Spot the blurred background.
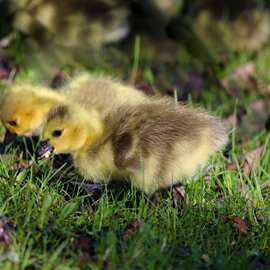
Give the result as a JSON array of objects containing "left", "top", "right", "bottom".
[{"left": 0, "top": 0, "right": 270, "bottom": 142}]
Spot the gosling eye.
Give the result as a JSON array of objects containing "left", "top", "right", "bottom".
[
  {"left": 8, "top": 120, "right": 17, "bottom": 126},
  {"left": 52, "top": 129, "right": 63, "bottom": 138}
]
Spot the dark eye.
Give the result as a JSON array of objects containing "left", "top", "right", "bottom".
[
  {"left": 8, "top": 120, "right": 17, "bottom": 126},
  {"left": 52, "top": 129, "right": 63, "bottom": 137}
]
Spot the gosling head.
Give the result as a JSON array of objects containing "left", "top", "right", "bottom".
[
  {"left": 0, "top": 84, "right": 63, "bottom": 136},
  {"left": 42, "top": 103, "right": 103, "bottom": 154}
]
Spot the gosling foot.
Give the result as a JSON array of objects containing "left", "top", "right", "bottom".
[{"left": 172, "top": 183, "right": 186, "bottom": 210}]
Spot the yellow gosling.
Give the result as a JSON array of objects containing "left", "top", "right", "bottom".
[{"left": 42, "top": 97, "right": 228, "bottom": 194}]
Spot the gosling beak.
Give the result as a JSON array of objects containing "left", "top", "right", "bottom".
[
  {"left": 3, "top": 130, "right": 17, "bottom": 144},
  {"left": 37, "top": 140, "right": 54, "bottom": 159}
]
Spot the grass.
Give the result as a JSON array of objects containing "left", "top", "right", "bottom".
[
  {"left": 0, "top": 34, "right": 269, "bottom": 269},
  {"left": 0, "top": 126, "right": 268, "bottom": 269}
]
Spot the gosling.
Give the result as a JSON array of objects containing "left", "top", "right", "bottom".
[{"left": 41, "top": 97, "right": 227, "bottom": 194}]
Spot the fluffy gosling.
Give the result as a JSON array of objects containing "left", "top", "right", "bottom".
[{"left": 41, "top": 98, "right": 228, "bottom": 194}]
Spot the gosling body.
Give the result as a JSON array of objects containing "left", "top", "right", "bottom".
[
  {"left": 62, "top": 73, "right": 148, "bottom": 118},
  {"left": 42, "top": 98, "right": 227, "bottom": 194}
]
